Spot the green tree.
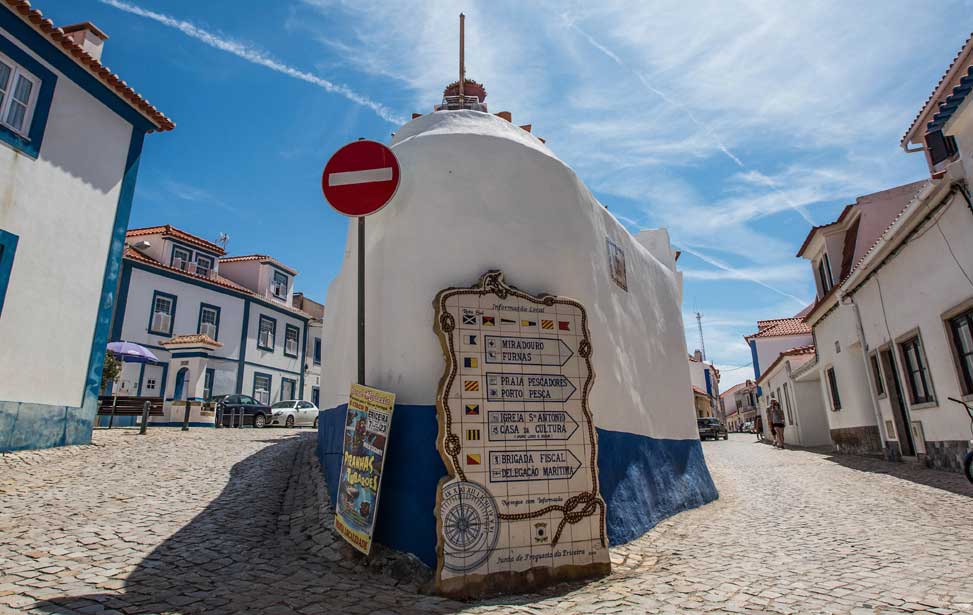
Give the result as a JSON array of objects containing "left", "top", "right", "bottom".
[{"left": 101, "top": 351, "right": 122, "bottom": 394}]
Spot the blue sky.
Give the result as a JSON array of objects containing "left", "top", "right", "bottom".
[{"left": 42, "top": 0, "right": 969, "bottom": 387}]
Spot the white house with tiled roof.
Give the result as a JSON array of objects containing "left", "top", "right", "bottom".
[
  {"left": 0, "top": 2, "right": 173, "bottom": 452},
  {"left": 108, "top": 225, "right": 318, "bottom": 425},
  {"left": 756, "top": 345, "right": 830, "bottom": 447}
]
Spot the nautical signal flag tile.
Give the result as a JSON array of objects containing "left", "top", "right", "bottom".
[
  {"left": 466, "top": 429, "right": 480, "bottom": 441},
  {"left": 466, "top": 335, "right": 477, "bottom": 345},
  {"left": 465, "top": 404, "right": 480, "bottom": 416},
  {"left": 501, "top": 318, "right": 516, "bottom": 325},
  {"left": 466, "top": 453, "right": 481, "bottom": 465},
  {"left": 559, "top": 321, "right": 571, "bottom": 331},
  {"left": 521, "top": 320, "right": 536, "bottom": 327},
  {"left": 462, "top": 313, "right": 477, "bottom": 325},
  {"left": 541, "top": 320, "right": 554, "bottom": 329},
  {"left": 464, "top": 357, "right": 478, "bottom": 369},
  {"left": 464, "top": 380, "right": 480, "bottom": 392},
  {"left": 482, "top": 316, "right": 496, "bottom": 326}
]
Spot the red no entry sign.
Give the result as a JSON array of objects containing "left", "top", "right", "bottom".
[{"left": 322, "top": 140, "right": 400, "bottom": 217}]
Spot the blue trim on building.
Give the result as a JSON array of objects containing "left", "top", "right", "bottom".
[
  {"left": 1, "top": 128, "right": 146, "bottom": 452},
  {"left": 136, "top": 363, "right": 146, "bottom": 397},
  {"left": 0, "top": 229, "right": 19, "bottom": 318},
  {"left": 317, "top": 404, "right": 718, "bottom": 568},
  {"left": 170, "top": 351, "right": 214, "bottom": 359},
  {"left": 749, "top": 339, "right": 763, "bottom": 397},
  {"left": 204, "top": 368, "right": 215, "bottom": 399},
  {"left": 124, "top": 261, "right": 309, "bottom": 323},
  {"left": 0, "top": 30, "right": 56, "bottom": 158},
  {"left": 169, "top": 243, "right": 192, "bottom": 267},
  {"left": 257, "top": 314, "right": 276, "bottom": 351},
  {"left": 197, "top": 302, "right": 221, "bottom": 341},
  {"left": 0, "top": 6, "right": 155, "bottom": 133},
  {"left": 313, "top": 337, "right": 321, "bottom": 365},
  {"left": 147, "top": 289, "right": 177, "bottom": 336},
  {"left": 284, "top": 323, "right": 300, "bottom": 358},
  {"left": 703, "top": 368, "right": 712, "bottom": 397},
  {"left": 109, "top": 263, "right": 133, "bottom": 342},
  {"left": 299, "top": 322, "right": 308, "bottom": 394},
  {"left": 236, "top": 300, "right": 250, "bottom": 393},
  {"left": 311, "top": 386, "right": 319, "bottom": 407},
  {"left": 243, "top": 361, "right": 302, "bottom": 377}
]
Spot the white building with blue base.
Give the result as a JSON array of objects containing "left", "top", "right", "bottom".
[{"left": 0, "top": 3, "right": 174, "bottom": 452}]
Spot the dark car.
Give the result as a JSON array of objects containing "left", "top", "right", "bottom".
[
  {"left": 208, "top": 394, "right": 273, "bottom": 428},
  {"left": 697, "top": 417, "right": 728, "bottom": 441}
]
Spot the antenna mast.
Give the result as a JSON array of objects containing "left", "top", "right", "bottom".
[
  {"left": 696, "top": 312, "right": 707, "bottom": 362},
  {"left": 458, "top": 13, "right": 465, "bottom": 105}
]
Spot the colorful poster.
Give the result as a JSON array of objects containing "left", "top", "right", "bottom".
[
  {"left": 334, "top": 383, "right": 396, "bottom": 555},
  {"left": 432, "top": 271, "right": 609, "bottom": 598}
]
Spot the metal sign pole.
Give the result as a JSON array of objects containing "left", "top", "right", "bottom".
[{"left": 358, "top": 216, "right": 365, "bottom": 386}]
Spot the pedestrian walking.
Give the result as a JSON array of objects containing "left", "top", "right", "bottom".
[
  {"left": 753, "top": 414, "right": 763, "bottom": 442},
  {"left": 770, "top": 399, "right": 786, "bottom": 449}
]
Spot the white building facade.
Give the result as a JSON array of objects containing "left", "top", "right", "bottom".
[
  {"left": 0, "top": 6, "right": 173, "bottom": 451},
  {"left": 756, "top": 345, "right": 831, "bottom": 447},
  {"left": 293, "top": 292, "right": 324, "bottom": 407},
  {"left": 688, "top": 350, "right": 720, "bottom": 419},
  {"left": 109, "top": 226, "right": 315, "bottom": 423}
]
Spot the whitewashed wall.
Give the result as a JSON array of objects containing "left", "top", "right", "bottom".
[{"left": 0, "top": 26, "right": 132, "bottom": 407}]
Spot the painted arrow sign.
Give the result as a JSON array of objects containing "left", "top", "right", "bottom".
[
  {"left": 488, "top": 449, "right": 582, "bottom": 483},
  {"left": 484, "top": 336, "right": 574, "bottom": 367},
  {"left": 485, "top": 373, "right": 577, "bottom": 403},
  {"left": 487, "top": 410, "right": 579, "bottom": 441}
]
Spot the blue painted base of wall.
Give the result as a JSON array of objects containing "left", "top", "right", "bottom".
[
  {"left": 317, "top": 404, "right": 718, "bottom": 568},
  {"left": 0, "top": 399, "right": 97, "bottom": 452}
]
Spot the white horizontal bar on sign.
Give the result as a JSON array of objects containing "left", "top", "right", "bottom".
[{"left": 328, "top": 167, "right": 394, "bottom": 186}]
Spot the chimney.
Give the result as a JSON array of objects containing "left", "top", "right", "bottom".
[
  {"left": 61, "top": 22, "right": 109, "bottom": 61},
  {"left": 693, "top": 350, "right": 703, "bottom": 362}
]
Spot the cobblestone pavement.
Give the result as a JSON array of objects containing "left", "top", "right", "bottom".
[{"left": 2, "top": 430, "right": 972, "bottom": 614}]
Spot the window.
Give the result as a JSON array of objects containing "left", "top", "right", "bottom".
[
  {"left": 197, "top": 304, "right": 221, "bottom": 340},
  {"left": 869, "top": 353, "right": 885, "bottom": 397},
  {"left": 0, "top": 229, "right": 18, "bottom": 319},
  {"left": 148, "top": 291, "right": 177, "bottom": 335},
  {"left": 818, "top": 253, "right": 834, "bottom": 294},
  {"left": 0, "top": 54, "right": 39, "bottom": 137},
  {"left": 171, "top": 246, "right": 192, "bottom": 270},
  {"left": 146, "top": 378, "right": 156, "bottom": 391},
  {"left": 949, "top": 309, "right": 973, "bottom": 396},
  {"left": 735, "top": 399, "right": 742, "bottom": 410},
  {"left": 203, "top": 369, "right": 215, "bottom": 400},
  {"left": 783, "top": 383, "right": 794, "bottom": 425},
  {"left": 900, "top": 335, "right": 935, "bottom": 405},
  {"left": 284, "top": 324, "right": 300, "bottom": 357},
  {"left": 257, "top": 315, "right": 276, "bottom": 350},
  {"left": 195, "top": 254, "right": 215, "bottom": 278},
  {"left": 311, "top": 387, "right": 320, "bottom": 407},
  {"left": 313, "top": 338, "right": 322, "bottom": 365},
  {"left": 272, "top": 271, "right": 289, "bottom": 299},
  {"left": 253, "top": 373, "right": 272, "bottom": 405},
  {"left": 281, "top": 377, "right": 296, "bottom": 401},
  {"left": 826, "top": 367, "right": 841, "bottom": 410}
]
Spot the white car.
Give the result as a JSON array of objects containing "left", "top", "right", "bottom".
[{"left": 270, "top": 400, "right": 319, "bottom": 428}]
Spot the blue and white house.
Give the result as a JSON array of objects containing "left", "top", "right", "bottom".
[
  {"left": 109, "top": 225, "right": 315, "bottom": 422},
  {"left": 0, "top": 2, "right": 174, "bottom": 452}
]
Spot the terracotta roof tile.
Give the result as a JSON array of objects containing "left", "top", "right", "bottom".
[
  {"left": 124, "top": 247, "right": 255, "bottom": 294},
  {"left": 127, "top": 225, "right": 226, "bottom": 255},
  {"left": 756, "top": 345, "right": 816, "bottom": 386},
  {"left": 220, "top": 254, "right": 298, "bottom": 275},
  {"left": 160, "top": 334, "right": 222, "bottom": 347},
  {"left": 691, "top": 385, "right": 709, "bottom": 397},
  {"left": 901, "top": 32, "right": 973, "bottom": 147},
  {"left": 746, "top": 317, "right": 811, "bottom": 340},
  {"left": 2, "top": 0, "right": 174, "bottom": 131}
]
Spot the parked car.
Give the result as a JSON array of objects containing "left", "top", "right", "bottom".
[
  {"left": 270, "top": 400, "right": 320, "bottom": 428},
  {"left": 208, "top": 394, "right": 273, "bottom": 428},
  {"left": 697, "top": 417, "right": 728, "bottom": 440},
  {"left": 741, "top": 420, "right": 754, "bottom": 433}
]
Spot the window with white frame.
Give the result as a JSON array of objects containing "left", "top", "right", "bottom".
[
  {"left": 900, "top": 335, "right": 935, "bottom": 405},
  {"left": 195, "top": 254, "right": 215, "bottom": 278},
  {"left": 284, "top": 325, "right": 299, "bottom": 357},
  {"left": 199, "top": 305, "right": 219, "bottom": 340},
  {"left": 253, "top": 373, "right": 271, "bottom": 405},
  {"left": 948, "top": 309, "right": 973, "bottom": 396},
  {"left": 817, "top": 253, "right": 834, "bottom": 294},
  {"left": 171, "top": 246, "right": 192, "bottom": 271},
  {"left": 272, "top": 271, "right": 289, "bottom": 299},
  {"left": 149, "top": 292, "right": 176, "bottom": 335},
  {"left": 146, "top": 378, "right": 156, "bottom": 391},
  {"left": 258, "top": 315, "right": 276, "bottom": 350},
  {"left": 0, "top": 54, "right": 39, "bottom": 137}
]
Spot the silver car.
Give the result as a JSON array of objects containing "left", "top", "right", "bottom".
[{"left": 270, "top": 400, "right": 319, "bottom": 428}]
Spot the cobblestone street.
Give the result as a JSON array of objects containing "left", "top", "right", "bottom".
[{"left": 2, "top": 429, "right": 972, "bottom": 614}]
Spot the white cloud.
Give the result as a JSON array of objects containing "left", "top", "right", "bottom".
[{"left": 98, "top": 0, "right": 406, "bottom": 124}]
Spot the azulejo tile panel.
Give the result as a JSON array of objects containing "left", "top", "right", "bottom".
[{"left": 433, "top": 270, "right": 610, "bottom": 598}]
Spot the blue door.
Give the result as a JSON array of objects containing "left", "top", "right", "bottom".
[{"left": 173, "top": 367, "right": 189, "bottom": 401}]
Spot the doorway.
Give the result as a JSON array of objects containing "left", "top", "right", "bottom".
[
  {"left": 880, "top": 349, "right": 914, "bottom": 456},
  {"left": 173, "top": 367, "right": 189, "bottom": 401}
]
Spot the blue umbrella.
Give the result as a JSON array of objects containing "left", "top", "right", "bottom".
[{"left": 107, "top": 341, "right": 159, "bottom": 364}]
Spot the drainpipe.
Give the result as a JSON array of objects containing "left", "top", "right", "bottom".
[{"left": 843, "top": 294, "right": 888, "bottom": 457}]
